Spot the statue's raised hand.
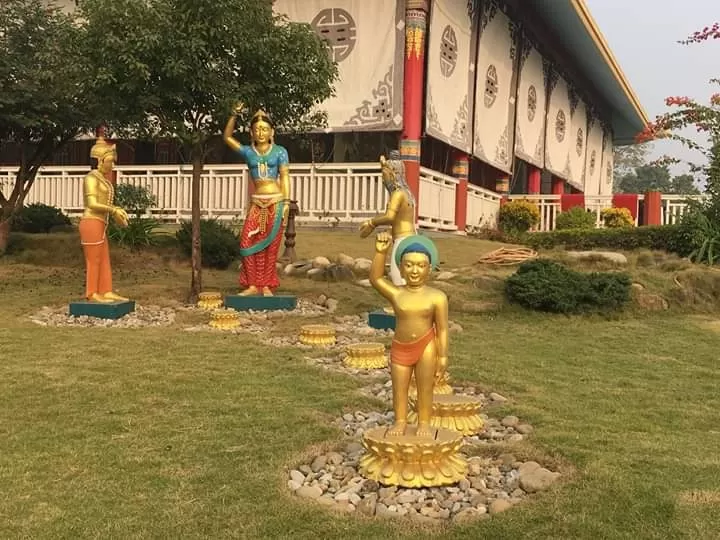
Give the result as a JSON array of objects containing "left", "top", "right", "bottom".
[
  {"left": 233, "top": 101, "right": 245, "bottom": 115},
  {"left": 359, "top": 219, "right": 375, "bottom": 238},
  {"left": 375, "top": 231, "right": 392, "bottom": 254}
]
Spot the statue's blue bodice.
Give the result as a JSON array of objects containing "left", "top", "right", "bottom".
[{"left": 237, "top": 144, "right": 289, "bottom": 181}]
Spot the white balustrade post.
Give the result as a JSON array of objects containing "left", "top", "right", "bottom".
[
  {"left": 345, "top": 167, "right": 352, "bottom": 221},
  {"left": 176, "top": 167, "right": 183, "bottom": 224}
]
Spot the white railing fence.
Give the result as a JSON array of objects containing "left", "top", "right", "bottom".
[
  {"left": 661, "top": 194, "right": 709, "bottom": 225},
  {"left": 506, "top": 193, "right": 707, "bottom": 232},
  {"left": 0, "top": 163, "right": 391, "bottom": 225},
  {"left": 466, "top": 184, "right": 503, "bottom": 229},
  {"left": 0, "top": 163, "right": 476, "bottom": 232},
  {"left": 418, "top": 167, "right": 459, "bottom": 232},
  {"left": 0, "top": 164, "right": 707, "bottom": 232}
]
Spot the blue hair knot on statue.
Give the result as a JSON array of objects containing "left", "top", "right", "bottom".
[
  {"left": 394, "top": 234, "right": 439, "bottom": 269},
  {"left": 400, "top": 242, "right": 431, "bottom": 261}
]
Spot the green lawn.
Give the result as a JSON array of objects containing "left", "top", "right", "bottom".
[{"left": 1, "top": 230, "right": 719, "bottom": 539}]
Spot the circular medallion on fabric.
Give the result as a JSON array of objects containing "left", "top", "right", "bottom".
[
  {"left": 589, "top": 150, "right": 597, "bottom": 176},
  {"left": 440, "top": 25, "right": 458, "bottom": 77},
  {"left": 311, "top": 8, "right": 357, "bottom": 63},
  {"left": 527, "top": 85, "right": 537, "bottom": 122},
  {"left": 555, "top": 110, "right": 566, "bottom": 143},
  {"left": 484, "top": 65, "right": 498, "bottom": 108},
  {"left": 576, "top": 128, "right": 584, "bottom": 156}
]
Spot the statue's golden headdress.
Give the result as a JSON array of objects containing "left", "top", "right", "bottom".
[
  {"left": 379, "top": 154, "right": 397, "bottom": 183},
  {"left": 250, "top": 108, "right": 274, "bottom": 128},
  {"left": 90, "top": 136, "right": 116, "bottom": 162}
]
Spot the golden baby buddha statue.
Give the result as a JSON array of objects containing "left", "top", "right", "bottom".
[
  {"left": 358, "top": 232, "right": 467, "bottom": 487},
  {"left": 78, "top": 137, "right": 130, "bottom": 303}
]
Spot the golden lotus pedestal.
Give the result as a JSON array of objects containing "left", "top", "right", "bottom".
[
  {"left": 198, "top": 291, "right": 223, "bottom": 310},
  {"left": 299, "top": 324, "right": 336, "bottom": 346},
  {"left": 409, "top": 372, "right": 453, "bottom": 398},
  {"left": 209, "top": 308, "right": 241, "bottom": 330},
  {"left": 344, "top": 342, "right": 387, "bottom": 369},
  {"left": 359, "top": 425, "right": 467, "bottom": 488},
  {"left": 408, "top": 394, "right": 484, "bottom": 436}
]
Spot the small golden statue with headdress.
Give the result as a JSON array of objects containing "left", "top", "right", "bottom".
[
  {"left": 359, "top": 151, "right": 417, "bottom": 286},
  {"left": 78, "top": 136, "right": 130, "bottom": 303}
]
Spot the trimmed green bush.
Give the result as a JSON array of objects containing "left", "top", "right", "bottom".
[
  {"left": 505, "top": 259, "right": 631, "bottom": 314},
  {"left": 555, "top": 206, "right": 596, "bottom": 230},
  {"left": 12, "top": 203, "right": 71, "bottom": 233},
  {"left": 523, "top": 225, "right": 687, "bottom": 254},
  {"left": 176, "top": 219, "right": 240, "bottom": 269}
]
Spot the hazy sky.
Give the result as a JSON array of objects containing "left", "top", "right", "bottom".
[{"left": 585, "top": 0, "right": 718, "bottom": 172}]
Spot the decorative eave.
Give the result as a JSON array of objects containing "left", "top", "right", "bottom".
[{"left": 530, "top": 0, "right": 650, "bottom": 145}]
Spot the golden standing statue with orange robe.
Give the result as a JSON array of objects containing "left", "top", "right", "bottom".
[{"left": 78, "top": 137, "right": 129, "bottom": 303}]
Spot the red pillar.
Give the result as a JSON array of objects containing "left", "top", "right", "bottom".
[
  {"left": 528, "top": 166, "right": 541, "bottom": 194},
  {"left": 643, "top": 191, "right": 662, "bottom": 226},
  {"left": 551, "top": 176, "right": 565, "bottom": 195},
  {"left": 399, "top": 1, "right": 428, "bottom": 212},
  {"left": 452, "top": 151, "right": 469, "bottom": 232}
]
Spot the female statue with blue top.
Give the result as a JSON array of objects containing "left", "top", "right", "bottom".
[{"left": 223, "top": 102, "right": 291, "bottom": 296}]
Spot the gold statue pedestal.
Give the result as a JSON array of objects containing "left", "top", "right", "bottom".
[
  {"left": 359, "top": 425, "right": 467, "bottom": 488},
  {"left": 343, "top": 342, "right": 387, "bottom": 369},
  {"left": 198, "top": 292, "right": 223, "bottom": 310},
  {"left": 408, "top": 394, "right": 484, "bottom": 436},
  {"left": 209, "top": 308, "right": 241, "bottom": 330},
  {"left": 299, "top": 324, "right": 336, "bottom": 346},
  {"left": 409, "top": 372, "right": 453, "bottom": 398}
]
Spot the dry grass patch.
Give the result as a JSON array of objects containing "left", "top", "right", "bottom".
[{"left": 678, "top": 491, "right": 720, "bottom": 506}]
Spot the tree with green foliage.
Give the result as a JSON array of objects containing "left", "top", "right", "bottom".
[
  {"left": 636, "top": 24, "right": 720, "bottom": 264},
  {"left": 615, "top": 164, "right": 672, "bottom": 193},
  {"left": 668, "top": 173, "right": 700, "bottom": 195},
  {"left": 0, "top": 0, "right": 101, "bottom": 253},
  {"left": 613, "top": 142, "right": 651, "bottom": 176},
  {"left": 79, "top": 0, "right": 338, "bottom": 301},
  {"left": 615, "top": 164, "right": 700, "bottom": 194},
  {"left": 637, "top": 24, "right": 719, "bottom": 185}
]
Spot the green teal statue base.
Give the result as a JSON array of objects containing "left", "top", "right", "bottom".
[
  {"left": 368, "top": 310, "right": 396, "bottom": 331},
  {"left": 69, "top": 300, "right": 135, "bottom": 319},
  {"left": 224, "top": 294, "right": 297, "bottom": 312}
]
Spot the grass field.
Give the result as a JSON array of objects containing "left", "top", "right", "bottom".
[{"left": 1, "top": 229, "right": 719, "bottom": 539}]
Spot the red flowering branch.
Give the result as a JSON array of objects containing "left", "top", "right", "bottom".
[
  {"left": 679, "top": 22, "right": 720, "bottom": 44},
  {"left": 636, "top": 25, "right": 720, "bottom": 187}
]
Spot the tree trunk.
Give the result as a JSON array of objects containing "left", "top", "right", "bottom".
[
  {"left": 189, "top": 150, "right": 203, "bottom": 303},
  {"left": 0, "top": 218, "right": 10, "bottom": 255}
]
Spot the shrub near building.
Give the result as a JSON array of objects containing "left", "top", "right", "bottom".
[
  {"left": 601, "top": 207, "right": 634, "bottom": 228},
  {"left": 523, "top": 226, "right": 689, "bottom": 256},
  {"left": 498, "top": 200, "right": 541, "bottom": 235},
  {"left": 555, "top": 206, "right": 596, "bottom": 230}
]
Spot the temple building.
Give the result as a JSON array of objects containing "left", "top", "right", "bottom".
[
  {"left": 271, "top": 0, "right": 647, "bottom": 200},
  {"left": 5, "top": 0, "right": 653, "bottom": 231}
]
